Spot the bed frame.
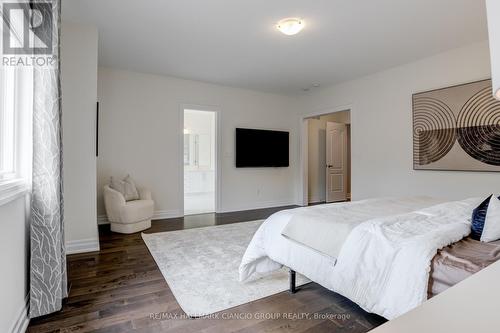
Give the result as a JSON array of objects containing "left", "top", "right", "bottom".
[{"left": 289, "top": 269, "right": 297, "bottom": 293}]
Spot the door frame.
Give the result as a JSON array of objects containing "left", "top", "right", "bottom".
[
  {"left": 180, "top": 104, "right": 222, "bottom": 215},
  {"left": 299, "top": 104, "right": 353, "bottom": 206}
]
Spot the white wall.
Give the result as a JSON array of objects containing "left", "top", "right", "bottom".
[
  {"left": 0, "top": 196, "right": 30, "bottom": 333},
  {"left": 97, "top": 68, "right": 300, "bottom": 218},
  {"left": 299, "top": 41, "right": 499, "bottom": 200},
  {"left": 307, "top": 111, "right": 351, "bottom": 203},
  {"left": 61, "top": 21, "right": 99, "bottom": 252}
]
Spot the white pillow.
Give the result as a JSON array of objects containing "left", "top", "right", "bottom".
[
  {"left": 110, "top": 175, "right": 139, "bottom": 201},
  {"left": 481, "top": 195, "right": 500, "bottom": 242}
]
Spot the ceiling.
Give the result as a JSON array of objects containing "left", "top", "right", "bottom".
[{"left": 62, "top": 0, "right": 488, "bottom": 95}]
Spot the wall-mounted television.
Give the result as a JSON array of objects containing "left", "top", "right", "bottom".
[{"left": 236, "top": 128, "right": 289, "bottom": 168}]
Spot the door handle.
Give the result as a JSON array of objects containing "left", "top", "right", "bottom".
[{"left": 327, "top": 165, "right": 333, "bottom": 168}]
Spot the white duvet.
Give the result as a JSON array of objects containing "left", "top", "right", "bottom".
[
  {"left": 281, "top": 197, "right": 443, "bottom": 259},
  {"left": 239, "top": 203, "right": 339, "bottom": 289},
  {"left": 239, "top": 197, "right": 481, "bottom": 320},
  {"left": 239, "top": 197, "right": 442, "bottom": 284},
  {"left": 332, "top": 198, "right": 479, "bottom": 319}
]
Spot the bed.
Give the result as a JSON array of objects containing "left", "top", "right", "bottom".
[{"left": 239, "top": 196, "right": 497, "bottom": 319}]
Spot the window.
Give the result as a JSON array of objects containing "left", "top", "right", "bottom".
[
  {"left": 0, "top": 65, "right": 32, "bottom": 204},
  {"left": 0, "top": 8, "right": 32, "bottom": 205},
  {"left": 0, "top": 67, "right": 17, "bottom": 181}
]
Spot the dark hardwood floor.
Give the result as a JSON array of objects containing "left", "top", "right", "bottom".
[{"left": 28, "top": 206, "right": 386, "bottom": 333}]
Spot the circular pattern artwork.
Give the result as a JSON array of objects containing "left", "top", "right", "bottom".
[
  {"left": 413, "top": 97, "right": 456, "bottom": 165},
  {"left": 413, "top": 79, "right": 500, "bottom": 171},
  {"left": 456, "top": 86, "right": 500, "bottom": 166}
]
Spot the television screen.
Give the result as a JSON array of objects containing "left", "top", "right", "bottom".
[{"left": 236, "top": 128, "right": 289, "bottom": 167}]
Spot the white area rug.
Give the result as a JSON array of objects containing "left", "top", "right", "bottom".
[{"left": 142, "top": 220, "right": 308, "bottom": 317}]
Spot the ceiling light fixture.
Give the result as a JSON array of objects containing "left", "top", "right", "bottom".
[{"left": 277, "top": 18, "right": 304, "bottom": 36}]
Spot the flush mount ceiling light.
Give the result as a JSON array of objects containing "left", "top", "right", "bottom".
[{"left": 276, "top": 18, "right": 304, "bottom": 36}]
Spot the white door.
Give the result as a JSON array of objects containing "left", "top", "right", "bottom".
[{"left": 326, "top": 122, "right": 348, "bottom": 202}]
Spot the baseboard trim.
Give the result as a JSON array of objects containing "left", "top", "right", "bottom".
[
  {"left": 97, "top": 214, "right": 108, "bottom": 225},
  {"left": 308, "top": 200, "right": 326, "bottom": 205},
  {"left": 98, "top": 210, "right": 183, "bottom": 225},
  {"left": 152, "top": 210, "right": 183, "bottom": 220},
  {"left": 10, "top": 294, "right": 29, "bottom": 333},
  {"left": 99, "top": 203, "right": 295, "bottom": 223},
  {"left": 66, "top": 238, "right": 100, "bottom": 255},
  {"left": 308, "top": 195, "right": 325, "bottom": 204},
  {"left": 97, "top": 215, "right": 109, "bottom": 225},
  {"left": 217, "top": 200, "right": 297, "bottom": 214}
]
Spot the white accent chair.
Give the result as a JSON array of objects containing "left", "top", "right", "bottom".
[{"left": 103, "top": 185, "right": 154, "bottom": 233}]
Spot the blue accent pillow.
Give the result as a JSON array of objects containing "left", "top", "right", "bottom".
[{"left": 471, "top": 195, "right": 500, "bottom": 240}]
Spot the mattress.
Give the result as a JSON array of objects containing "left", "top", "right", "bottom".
[{"left": 429, "top": 237, "right": 500, "bottom": 298}]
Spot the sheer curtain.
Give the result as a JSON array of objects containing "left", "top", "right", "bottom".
[{"left": 29, "top": 0, "right": 67, "bottom": 318}]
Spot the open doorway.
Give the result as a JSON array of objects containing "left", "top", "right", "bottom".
[
  {"left": 183, "top": 109, "right": 216, "bottom": 215},
  {"left": 305, "top": 110, "right": 351, "bottom": 204}
]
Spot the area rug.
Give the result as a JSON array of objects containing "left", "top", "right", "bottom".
[{"left": 142, "top": 220, "right": 309, "bottom": 317}]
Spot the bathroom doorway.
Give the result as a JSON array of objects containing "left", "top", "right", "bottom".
[{"left": 183, "top": 109, "right": 217, "bottom": 215}]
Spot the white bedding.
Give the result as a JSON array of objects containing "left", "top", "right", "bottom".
[
  {"left": 239, "top": 197, "right": 481, "bottom": 320},
  {"left": 281, "top": 197, "right": 443, "bottom": 258},
  {"left": 239, "top": 197, "right": 442, "bottom": 284},
  {"left": 332, "top": 198, "right": 480, "bottom": 319},
  {"left": 238, "top": 205, "right": 338, "bottom": 289}
]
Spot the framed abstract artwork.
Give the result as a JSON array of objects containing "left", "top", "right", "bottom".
[{"left": 413, "top": 79, "right": 500, "bottom": 171}]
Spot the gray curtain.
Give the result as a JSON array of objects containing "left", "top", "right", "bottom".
[{"left": 29, "top": 0, "right": 67, "bottom": 318}]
